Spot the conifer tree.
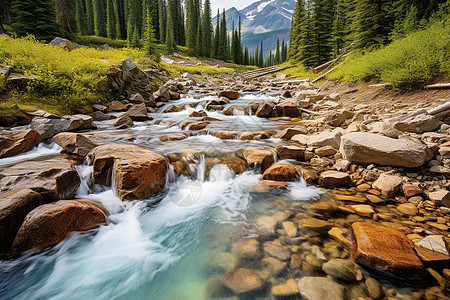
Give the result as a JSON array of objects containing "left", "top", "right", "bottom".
[
  {"left": 281, "top": 39, "right": 287, "bottom": 62},
  {"left": 11, "top": 0, "right": 60, "bottom": 41},
  {"left": 244, "top": 46, "right": 249, "bottom": 65},
  {"left": 55, "top": 0, "right": 77, "bottom": 35},
  {"left": 85, "top": 0, "right": 95, "bottom": 35},
  {"left": 165, "top": 0, "right": 176, "bottom": 53},
  {"left": 75, "top": 0, "right": 88, "bottom": 35},
  {"left": 218, "top": 9, "right": 229, "bottom": 60},
  {"left": 259, "top": 41, "right": 264, "bottom": 67},
  {"left": 202, "top": 0, "right": 213, "bottom": 57},
  {"left": 143, "top": 7, "right": 157, "bottom": 56},
  {"left": 196, "top": 15, "right": 203, "bottom": 55},
  {"left": 106, "top": 0, "right": 115, "bottom": 38},
  {"left": 211, "top": 9, "right": 220, "bottom": 58},
  {"left": 158, "top": 0, "right": 166, "bottom": 43},
  {"left": 92, "top": 0, "right": 104, "bottom": 36},
  {"left": 275, "top": 38, "right": 280, "bottom": 65},
  {"left": 186, "top": 0, "right": 196, "bottom": 52},
  {"left": 288, "top": 0, "right": 307, "bottom": 60}
]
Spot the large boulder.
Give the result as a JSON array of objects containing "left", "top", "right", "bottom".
[
  {"left": 0, "top": 189, "right": 47, "bottom": 255},
  {"left": 0, "top": 129, "right": 42, "bottom": 158},
  {"left": 389, "top": 112, "right": 440, "bottom": 133},
  {"left": 275, "top": 100, "right": 300, "bottom": 117},
  {"left": 88, "top": 144, "right": 168, "bottom": 200},
  {"left": 221, "top": 268, "right": 265, "bottom": 295},
  {"left": 121, "top": 103, "right": 151, "bottom": 121},
  {"left": 153, "top": 86, "right": 171, "bottom": 102},
  {"left": 350, "top": 222, "right": 424, "bottom": 276},
  {"left": 56, "top": 114, "right": 95, "bottom": 132},
  {"left": 10, "top": 199, "right": 107, "bottom": 257},
  {"left": 293, "top": 129, "right": 343, "bottom": 149},
  {"left": 262, "top": 163, "right": 300, "bottom": 182},
  {"left": 340, "top": 132, "right": 429, "bottom": 168},
  {"left": 53, "top": 132, "right": 98, "bottom": 157},
  {"left": 255, "top": 101, "right": 275, "bottom": 118},
  {"left": 30, "top": 117, "right": 55, "bottom": 139},
  {"left": 298, "top": 277, "right": 344, "bottom": 300},
  {"left": 217, "top": 90, "right": 240, "bottom": 100},
  {"left": 244, "top": 149, "right": 274, "bottom": 171},
  {"left": 0, "top": 158, "right": 81, "bottom": 201}
]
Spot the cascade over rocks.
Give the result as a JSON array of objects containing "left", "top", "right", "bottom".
[
  {"left": 340, "top": 132, "right": 430, "bottom": 168},
  {"left": 10, "top": 199, "right": 107, "bottom": 258},
  {"left": 0, "top": 129, "right": 42, "bottom": 158},
  {"left": 0, "top": 158, "right": 81, "bottom": 201},
  {"left": 88, "top": 144, "right": 168, "bottom": 200},
  {"left": 217, "top": 90, "right": 240, "bottom": 100}
]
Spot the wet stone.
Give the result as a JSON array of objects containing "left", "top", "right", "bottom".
[
  {"left": 297, "top": 277, "right": 345, "bottom": 300},
  {"left": 221, "top": 268, "right": 265, "bottom": 295},
  {"left": 231, "top": 239, "right": 261, "bottom": 259},
  {"left": 263, "top": 242, "right": 291, "bottom": 261}
]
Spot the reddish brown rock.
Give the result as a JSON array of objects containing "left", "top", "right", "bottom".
[
  {"left": 108, "top": 101, "right": 127, "bottom": 112},
  {"left": 214, "top": 131, "right": 236, "bottom": 140},
  {"left": 189, "top": 110, "right": 208, "bottom": 118},
  {"left": 0, "top": 189, "right": 46, "bottom": 255},
  {"left": 350, "top": 222, "right": 425, "bottom": 276},
  {"left": 319, "top": 171, "right": 352, "bottom": 187},
  {"left": 262, "top": 163, "right": 299, "bottom": 182},
  {"left": 402, "top": 183, "right": 423, "bottom": 198},
  {"left": 186, "top": 121, "right": 209, "bottom": 131},
  {"left": 244, "top": 149, "right": 274, "bottom": 171},
  {"left": 222, "top": 268, "right": 265, "bottom": 295},
  {"left": 10, "top": 199, "right": 107, "bottom": 257},
  {"left": 276, "top": 145, "right": 305, "bottom": 160},
  {"left": 53, "top": 132, "right": 98, "bottom": 157},
  {"left": 0, "top": 129, "right": 42, "bottom": 158},
  {"left": 0, "top": 158, "right": 81, "bottom": 201},
  {"left": 89, "top": 144, "right": 168, "bottom": 200},
  {"left": 275, "top": 126, "right": 307, "bottom": 139},
  {"left": 373, "top": 174, "right": 403, "bottom": 197},
  {"left": 122, "top": 103, "right": 151, "bottom": 121},
  {"left": 217, "top": 90, "right": 240, "bottom": 100}
]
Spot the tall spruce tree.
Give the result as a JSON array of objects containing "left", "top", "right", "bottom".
[
  {"left": 106, "top": 0, "right": 115, "bottom": 38},
  {"left": 202, "top": 0, "right": 213, "bottom": 57},
  {"left": 281, "top": 39, "right": 287, "bottom": 62},
  {"left": 218, "top": 9, "right": 229, "bottom": 60},
  {"left": 288, "top": 0, "right": 307, "bottom": 61},
  {"left": 158, "top": 0, "right": 166, "bottom": 43},
  {"left": 186, "top": 0, "right": 196, "bottom": 52},
  {"left": 258, "top": 41, "right": 264, "bottom": 67},
  {"left": 309, "top": 0, "right": 334, "bottom": 66},
  {"left": 211, "top": 9, "right": 220, "bottom": 58},
  {"left": 275, "top": 38, "right": 280, "bottom": 65},
  {"left": 55, "top": 0, "right": 77, "bottom": 35},
  {"left": 11, "top": 0, "right": 60, "bottom": 41},
  {"left": 143, "top": 7, "right": 157, "bottom": 56},
  {"left": 75, "top": 0, "right": 88, "bottom": 34},
  {"left": 165, "top": 0, "right": 175, "bottom": 52}
]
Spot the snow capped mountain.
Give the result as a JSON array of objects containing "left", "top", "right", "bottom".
[{"left": 212, "top": 0, "right": 295, "bottom": 57}]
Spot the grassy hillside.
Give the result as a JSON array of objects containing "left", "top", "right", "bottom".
[{"left": 330, "top": 19, "right": 450, "bottom": 90}]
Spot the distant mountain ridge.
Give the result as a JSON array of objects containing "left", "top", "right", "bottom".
[{"left": 212, "top": 0, "right": 295, "bottom": 57}]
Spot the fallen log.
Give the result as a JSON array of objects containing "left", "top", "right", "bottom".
[
  {"left": 275, "top": 79, "right": 309, "bottom": 85},
  {"left": 311, "top": 64, "right": 343, "bottom": 83},
  {"left": 368, "top": 83, "right": 392, "bottom": 89},
  {"left": 244, "top": 65, "right": 295, "bottom": 80},
  {"left": 313, "top": 43, "right": 353, "bottom": 74},
  {"left": 425, "top": 83, "right": 450, "bottom": 89},
  {"left": 428, "top": 101, "right": 450, "bottom": 118}
]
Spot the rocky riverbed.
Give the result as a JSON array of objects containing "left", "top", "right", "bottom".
[{"left": 0, "top": 66, "right": 450, "bottom": 299}]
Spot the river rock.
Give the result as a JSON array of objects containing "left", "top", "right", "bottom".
[
  {"left": 350, "top": 222, "right": 425, "bottom": 276},
  {"left": 402, "top": 183, "right": 423, "bottom": 198},
  {"left": 322, "top": 259, "right": 360, "bottom": 282},
  {"left": 282, "top": 221, "right": 298, "bottom": 237},
  {"left": 428, "top": 190, "right": 450, "bottom": 207},
  {"left": 153, "top": 86, "right": 170, "bottom": 102},
  {"left": 391, "top": 113, "right": 440, "bottom": 134},
  {"left": 114, "top": 115, "right": 134, "bottom": 127},
  {"left": 271, "top": 279, "right": 299, "bottom": 297},
  {"left": 189, "top": 110, "right": 207, "bottom": 118},
  {"left": 319, "top": 171, "right": 351, "bottom": 187},
  {"left": 53, "top": 132, "right": 98, "bottom": 157},
  {"left": 0, "top": 189, "right": 46, "bottom": 255},
  {"left": 163, "top": 104, "right": 179, "bottom": 113},
  {"left": 298, "top": 277, "right": 344, "bottom": 300},
  {"left": 91, "top": 111, "right": 111, "bottom": 121},
  {"left": 0, "top": 158, "right": 81, "bottom": 200},
  {"left": 10, "top": 199, "right": 107, "bottom": 257},
  {"left": 324, "top": 111, "right": 346, "bottom": 127},
  {"left": 365, "top": 277, "right": 383, "bottom": 299},
  {"left": 231, "top": 239, "right": 261, "bottom": 259},
  {"left": 397, "top": 203, "right": 418, "bottom": 216},
  {"left": 315, "top": 146, "right": 338, "bottom": 157},
  {"left": 255, "top": 101, "right": 275, "bottom": 118},
  {"left": 244, "top": 149, "right": 274, "bottom": 171},
  {"left": 340, "top": 132, "right": 429, "bottom": 168},
  {"left": 0, "top": 129, "right": 42, "bottom": 158},
  {"left": 221, "top": 268, "right": 265, "bottom": 295},
  {"left": 275, "top": 100, "right": 300, "bottom": 117},
  {"left": 186, "top": 121, "right": 208, "bottom": 131},
  {"left": 351, "top": 204, "right": 375, "bottom": 217},
  {"left": 276, "top": 145, "right": 305, "bottom": 160},
  {"left": 275, "top": 126, "right": 307, "bottom": 139},
  {"left": 92, "top": 104, "right": 108, "bottom": 112},
  {"left": 30, "top": 117, "right": 54, "bottom": 139},
  {"left": 262, "top": 163, "right": 299, "bottom": 182},
  {"left": 294, "top": 128, "right": 343, "bottom": 149},
  {"left": 122, "top": 103, "right": 150, "bottom": 121},
  {"left": 297, "top": 218, "right": 332, "bottom": 234},
  {"left": 372, "top": 174, "right": 403, "bottom": 197},
  {"left": 334, "top": 159, "right": 351, "bottom": 172},
  {"left": 89, "top": 144, "right": 168, "bottom": 200},
  {"left": 217, "top": 90, "right": 239, "bottom": 100},
  {"left": 108, "top": 101, "right": 127, "bottom": 112},
  {"left": 415, "top": 235, "right": 450, "bottom": 262},
  {"left": 256, "top": 215, "right": 277, "bottom": 235},
  {"left": 263, "top": 242, "right": 291, "bottom": 261},
  {"left": 60, "top": 114, "right": 95, "bottom": 132}
]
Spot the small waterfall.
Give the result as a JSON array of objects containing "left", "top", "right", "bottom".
[{"left": 196, "top": 154, "right": 206, "bottom": 182}]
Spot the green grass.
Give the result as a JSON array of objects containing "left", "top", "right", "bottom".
[
  {"left": 0, "top": 36, "right": 147, "bottom": 113},
  {"left": 330, "top": 20, "right": 450, "bottom": 90},
  {"left": 72, "top": 35, "right": 127, "bottom": 48}
]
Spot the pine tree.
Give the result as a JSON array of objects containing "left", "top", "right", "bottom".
[
  {"left": 143, "top": 7, "right": 157, "bottom": 56},
  {"left": 218, "top": 9, "right": 229, "bottom": 60},
  {"left": 75, "top": 0, "right": 88, "bottom": 34},
  {"left": 275, "top": 38, "right": 280, "bottom": 65},
  {"left": 196, "top": 15, "right": 203, "bottom": 55},
  {"left": 211, "top": 9, "right": 220, "bottom": 58},
  {"left": 309, "top": 0, "right": 334, "bottom": 66},
  {"left": 202, "top": 0, "right": 213, "bottom": 57},
  {"left": 281, "top": 39, "right": 287, "bottom": 62},
  {"left": 259, "top": 41, "right": 264, "bottom": 67},
  {"left": 55, "top": 0, "right": 77, "bottom": 35},
  {"left": 92, "top": 0, "right": 103, "bottom": 36},
  {"left": 11, "top": 0, "right": 60, "bottom": 41},
  {"left": 106, "top": 0, "right": 115, "bottom": 38},
  {"left": 288, "top": 0, "right": 307, "bottom": 60},
  {"left": 255, "top": 45, "right": 259, "bottom": 66},
  {"left": 85, "top": 0, "right": 95, "bottom": 35},
  {"left": 158, "top": 0, "right": 166, "bottom": 43},
  {"left": 165, "top": 0, "right": 176, "bottom": 53},
  {"left": 244, "top": 46, "right": 249, "bottom": 65},
  {"left": 186, "top": 0, "right": 196, "bottom": 52}
]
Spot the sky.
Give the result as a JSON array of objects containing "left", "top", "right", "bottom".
[{"left": 210, "top": 0, "right": 257, "bottom": 14}]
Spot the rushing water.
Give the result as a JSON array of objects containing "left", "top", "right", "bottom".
[{"left": 0, "top": 92, "right": 325, "bottom": 299}]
